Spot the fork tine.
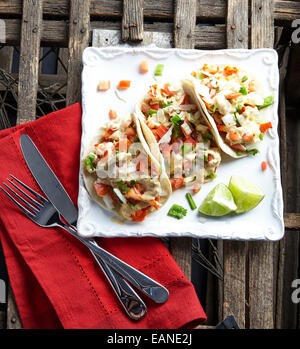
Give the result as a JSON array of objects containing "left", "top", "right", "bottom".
[
  {"left": 9, "top": 175, "right": 48, "bottom": 204},
  {"left": 2, "top": 182, "right": 39, "bottom": 214},
  {"left": 0, "top": 186, "right": 36, "bottom": 219},
  {"left": 6, "top": 178, "right": 44, "bottom": 208}
]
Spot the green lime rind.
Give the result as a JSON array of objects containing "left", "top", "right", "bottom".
[
  {"left": 228, "top": 175, "right": 265, "bottom": 214},
  {"left": 198, "top": 183, "right": 237, "bottom": 217}
]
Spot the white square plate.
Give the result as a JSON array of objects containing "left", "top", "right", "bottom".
[{"left": 77, "top": 47, "right": 284, "bottom": 241}]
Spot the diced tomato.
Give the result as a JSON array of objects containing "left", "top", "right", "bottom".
[
  {"left": 149, "top": 198, "right": 160, "bottom": 210},
  {"left": 217, "top": 124, "right": 227, "bottom": 132},
  {"left": 207, "top": 154, "right": 214, "bottom": 162},
  {"left": 94, "top": 182, "right": 109, "bottom": 197},
  {"left": 224, "top": 66, "right": 238, "bottom": 76},
  {"left": 242, "top": 133, "right": 254, "bottom": 142},
  {"left": 261, "top": 161, "right": 267, "bottom": 171},
  {"left": 238, "top": 106, "right": 246, "bottom": 114},
  {"left": 170, "top": 178, "right": 184, "bottom": 190},
  {"left": 98, "top": 80, "right": 110, "bottom": 91},
  {"left": 229, "top": 131, "right": 241, "bottom": 142},
  {"left": 231, "top": 144, "right": 246, "bottom": 152},
  {"left": 118, "top": 80, "right": 131, "bottom": 90},
  {"left": 149, "top": 103, "right": 160, "bottom": 110},
  {"left": 125, "top": 127, "right": 137, "bottom": 138},
  {"left": 136, "top": 159, "right": 147, "bottom": 173},
  {"left": 140, "top": 60, "right": 149, "bottom": 74},
  {"left": 179, "top": 94, "right": 187, "bottom": 105},
  {"left": 155, "top": 125, "right": 169, "bottom": 139},
  {"left": 109, "top": 109, "right": 117, "bottom": 120},
  {"left": 161, "top": 83, "right": 176, "bottom": 97},
  {"left": 131, "top": 207, "right": 151, "bottom": 222},
  {"left": 141, "top": 103, "right": 150, "bottom": 115},
  {"left": 260, "top": 122, "right": 272, "bottom": 133},
  {"left": 226, "top": 92, "right": 242, "bottom": 100},
  {"left": 125, "top": 187, "right": 143, "bottom": 201},
  {"left": 203, "top": 99, "right": 213, "bottom": 111},
  {"left": 192, "top": 183, "right": 201, "bottom": 194},
  {"left": 103, "top": 128, "right": 116, "bottom": 141}
]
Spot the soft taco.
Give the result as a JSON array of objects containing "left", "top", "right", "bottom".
[
  {"left": 189, "top": 64, "right": 274, "bottom": 158},
  {"left": 135, "top": 80, "right": 221, "bottom": 193},
  {"left": 82, "top": 113, "right": 171, "bottom": 222}
]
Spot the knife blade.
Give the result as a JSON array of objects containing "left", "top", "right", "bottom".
[
  {"left": 20, "top": 134, "right": 78, "bottom": 226},
  {"left": 19, "top": 134, "right": 148, "bottom": 319}
]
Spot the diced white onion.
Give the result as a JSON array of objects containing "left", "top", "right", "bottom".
[
  {"left": 113, "top": 188, "right": 127, "bottom": 204},
  {"left": 221, "top": 113, "right": 236, "bottom": 128},
  {"left": 181, "top": 122, "right": 192, "bottom": 136},
  {"left": 158, "top": 125, "right": 174, "bottom": 145}
]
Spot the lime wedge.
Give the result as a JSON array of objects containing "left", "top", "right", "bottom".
[
  {"left": 199, "top": 183, "right": 237, "bottom": 217},
  {"left": 228, "top": 175, "right": 265, "bottom": 214}
]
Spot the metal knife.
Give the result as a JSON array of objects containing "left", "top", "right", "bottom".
[
  {"left": 20, "top": 134, "right": 169, "bottom": 303},
  {"left": 19, "top": 134, "right": 147, "bottom": 320}
]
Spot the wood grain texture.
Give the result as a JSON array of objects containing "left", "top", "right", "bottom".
[
  {"left": 226, "top": 0, "right": 248, "bottom": 49},
  {"left": 221, "top": 0, "right": 248, "bottom": 329},
  {"left": 122, "top": 0, "right": 143, "bottom": 41},
  {"left": 250, "top": 0, "right": 275, "bottom": 49},
  {"left": 66, "top": 0, "right": 91, "bottom": 106},
  {"left": 6, "top": 285, "right": 22, "bottom": 329},
  {"left": 174, "top": 0, "right": 196, "bottom": 49},
  {"left": 169, "top": 238, "right": 192, "bottom": 281},
  {"left": 0, "top": 0, "right": 299, "bottom": 22},
  {"left": 248, "top": 0, "right": 275, "bottom": 329},
  {"left": 16, "top": 0, "right": 43, "bottom": 125}
]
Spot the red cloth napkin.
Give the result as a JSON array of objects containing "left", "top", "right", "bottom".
[{"left": 0, "top": 103, "right": 206, "bottom": 329}]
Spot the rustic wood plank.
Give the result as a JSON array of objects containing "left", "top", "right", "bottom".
[
  {"left": 284, "top": 214, "right": 300, "bottom": 230},
  {"left": 122, "top": 0, "right": 143, "bottom": 42},
  {"left": 6, "top": 285, "right": 22, "bottom": 329},
  {"left": 17, "top": 0, "right": 43, "bottom": 124},
  {"left": 248, "top": 0, "right": 275, "bottom": 329},
  {"left": 169, "top": 238, "right": 192, "bottom": 281},
  {"left": 174, "top": 0, "right": 196, "bottom": 49},
  {"left": 226, "top": 0, "right": 248, "bottom": 49},
  {"left": 2, "top": 19, "right": 227, "bottom": 49},
  {"left": 250, "top": 0, "right": 275, "bottom": 49},
  {"left": 16, "top": 0, "right": 43, "bottom": 125},
  {"left": 0, "top": 0, "right": 299, "bottom": 22},
  {"left": 66, "top": 0, "right": 91, "bottom": 106},
  {"left": 222, "top": 1, "right": 248, "bottom": 329},
  {"left": 0, "top": 46, "right": 14, "bottom": 72}
]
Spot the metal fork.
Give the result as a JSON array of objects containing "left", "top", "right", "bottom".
[{"left": 1, "top": 177, "right": 169, "bottom": 309}]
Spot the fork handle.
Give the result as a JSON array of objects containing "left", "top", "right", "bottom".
[
  {"left": 90, "top": 251, "right": 147, "bottom": 320},
  {"left": 61, "top": 225, "right": 169, "bottom": 304}
]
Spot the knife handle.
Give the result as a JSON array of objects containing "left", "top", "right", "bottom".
[
  {"left": 90, "top": 250, "right": 147, "bottom": 320},
  {"left": 62, "top": 225, "right": 169, "bottom": 304}
]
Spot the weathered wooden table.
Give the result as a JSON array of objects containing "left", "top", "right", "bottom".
[{"left": 0, "top": 0, "right": 299, "bottom": 329}]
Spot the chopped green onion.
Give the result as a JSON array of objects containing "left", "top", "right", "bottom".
[
  {"left": 247, "top": 149, "right": 259, "bottom": 156},
  {"left": 115, "top": 148, "right": 120, "bottom": 154},
  {"left": 171, "top": 115, "right": 183, "bottom": 126},
  {"left": 167, "top": 204, "right": 187, "bottom": 219},
  {"left": 209, "top": 173, "right": 217, "bottom": 179},
  {"left": 204, "top": 154, "right": 208, "bottom": 162},
  {"left": 212, "top": 105, "right": 217, "bottom": 113},
  {"left": 236, "top": 150, "right": 244, "bottom": 156},
  {"left": 154, "top": 64, "right": 164, "bottom": 76},
  {"left": 236, "top": 104, "right": 243, "bottom": 112},
  {"left": 161, "top": 101, "right": 173, "bottom": 108},
  {"left": 84, "top": 158, "right": 95, "bottom": 173},
  {"left": 196, "top": 72, "right": 206, "bottom": 80},
  {"left": 233, "top": 113, "right": 241, "bottom": 127},
  {"left": 202, "top": 132, "right": 213, "bottom": 141},
  {"left": 239, "top": 87, "right": 248, "bottom": 95},
  {"left": 172, "top": 125, "right": 182, "bottom": 139},
  {"left": 148, "top": 109, "right": 158, "bottom": 115},
  {"left": 259, "top": 133, "right": 264, "bottom": 141},
  {"left": 129, "top": 180, "right": 137, "bottom": 187},
  {"left": 258, "top": 96, "right": 274, "bottom": 110},
  {"left": 242, "top": 76, "right": 248, "bottom": 83},
  {"left": 117, "top": 181, "right": 130, "bottom": 194},
  {"left": 128, "top": 202, "right": 136, "bottom": 209},
  {"left": 186, "top": 193, "right": 197, "bottom": 210}
]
